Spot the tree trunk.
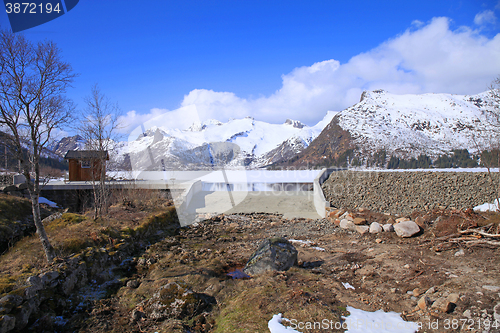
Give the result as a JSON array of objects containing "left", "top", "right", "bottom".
[{"left": 30, "top": 191, "right": 56, "bottom": 262}]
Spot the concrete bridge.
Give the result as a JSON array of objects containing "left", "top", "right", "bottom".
[{"left": 40, "top": 169, "right": 341, "bottom": 226}]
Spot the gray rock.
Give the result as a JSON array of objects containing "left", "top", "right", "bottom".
[
  {"left": 39, "top": 271, "right": 59, "bottom": 288},
  {"left": 0, "top": 315, "right": 15, "bottom": 333},
  {"left": 382, "top": 223, "right": 394, "bottom": 232},
  {"left": 243, "top": 238, "right": 298, "bottom": 276},
  {"left": 393, "top": 221, "right": 420, "bottom": 237},
  {"left": 15, "top": 299, "right": 35, "bottom": 330},
  {"left": 340, "top": 219, "right": 356, "bottom": 231},
  {"left": 431, "top": 297, "right": 453, "bottom": 313},
  {"left": 26, "top": 276, "right": 43, "bottom": 291},
  {"left": 2, "top": 185, "right": 17, "bottom": 193},
  {"left": 454, "top": 249, "right": 465, "bottom": 257},
  {"left": 0, "top": 295, "right": 23, "bottom": 314},
  {"left": 369, "top": 222, "right": 383, "bottom": 233}
]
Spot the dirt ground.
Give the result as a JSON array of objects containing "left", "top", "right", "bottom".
[{"left": 70, "top": 208, "right": 500, "bottom": 333}]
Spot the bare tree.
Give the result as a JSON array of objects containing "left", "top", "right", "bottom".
[
  {"left": 0, "top": 30, "right": 76, "bottom": 262},
  {"left": 80, "top": 84, "right": 122, "bottom": 219}
]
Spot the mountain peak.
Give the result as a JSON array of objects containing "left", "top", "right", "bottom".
[{"left": 284, "top": 119, "right": 305, "bottom": 129}]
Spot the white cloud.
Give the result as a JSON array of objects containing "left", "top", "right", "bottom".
[
  {"left": 474, "top": 10, "right": 497, "bottom": 26},
  {"left": 124, "top": 16, "right": 500, "bottom": 129}
]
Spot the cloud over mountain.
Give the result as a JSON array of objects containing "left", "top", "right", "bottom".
[{"left": 120, "top": 15, "right": 500, "bottom": 131}]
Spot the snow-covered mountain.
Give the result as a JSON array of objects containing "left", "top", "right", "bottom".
[
  {"left": 341, "top": 90, "right": 495, "bottom": 157},
  {"left": 118, "top": 113, "right": 336, "bottom": 170},
  {"left": 277, "top": 89, "right": 498, "bottom": 168}
]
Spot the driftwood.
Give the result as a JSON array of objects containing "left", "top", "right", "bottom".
[{"left": 458, "top": 223, "right": 500, "bottom": 239}]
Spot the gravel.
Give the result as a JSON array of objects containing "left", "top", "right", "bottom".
[{"left": 321, "top": 171, "right": 500, "bottom": 215}]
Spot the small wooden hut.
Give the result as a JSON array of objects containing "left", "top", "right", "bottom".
[{"left": 64, "top": 150, "right": 109, "bottom": 181}]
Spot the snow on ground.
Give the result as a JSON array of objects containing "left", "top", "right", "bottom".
[
  {"left": 288, "top": 239, "right": 325, "bottom": 251},
  {"left": 268, "top": 307, "right": 419, "bottom": 333},
  {"left": 268, "top": 314, "right": 302, "bottom": 333},
  {"left": 342, "top": 282, "right": 355, "bottom": 290},
  {"left": 474, "top": 199, "right": 500, "bottom": 212},
  {"left": 39, "top": 197, "right": 58, "bottom": 208},
  {"left": 343, "top": 306, "right": 419, "bottom": 333}
]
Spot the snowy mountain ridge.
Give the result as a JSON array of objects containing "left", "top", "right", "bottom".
[
  {"left": 337, "top": 89, "right": 495, "bottom": 158},
  {"left": 120, "top": 112, "right": 336, "bottom": 170}
]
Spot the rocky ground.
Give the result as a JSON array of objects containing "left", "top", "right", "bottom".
[
  {"left": 72, "top": 208, "right": 500, "bottom": 333},
  {"left": 322, "top": 171, "right": 500, "bottom": 215}
]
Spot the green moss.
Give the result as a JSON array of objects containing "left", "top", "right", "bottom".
[{"left": 46, "top": 213, "right": 86, "bottom": 231}]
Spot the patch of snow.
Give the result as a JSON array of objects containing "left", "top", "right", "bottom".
[
  {"left": 312, "top": 246, "right": 325, "bottom": 252},
  {"left": 474, "top": 199, "right": 500, "bottom": 212},
  {"left": 268, "top": 313, "right": 302, "bottom": 333},
  {"left": 343, "top": 306, "right": 419, "bottom": 333},
  {"left": 288, "top": 239, "right": 314, "bottom": 246},
  {"left": 342, "top": 282, "right": 355, "bottom": 290},
  {"left": 39, "top": 197, "right": 58, "bottom": 208}
]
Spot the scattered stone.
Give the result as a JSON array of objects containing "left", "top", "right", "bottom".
[
  {"left": 403, "top": 264, "right": 410, "bottom": 269},
  {"left": 431, "top": 297, "right": 453, "bottom": 313},
  {"left": 130, "top": 309, "right": 145, "bottom": 322},
  {"left": 463, "top": 309, "right": 472, "bottom": 319},
  {"left": 454, "top": 249, "right": 465, "bottom": 257},
  {"left": 243, "top": 237, "right": 298, "bottom": 276},
  {"left": 494, "top": 303, "right": 500, "bottom": 324},
  {"left": 393, "top": 221, "right": 420, "bottom": 238},
  {"left": 339, "top": 219, "right": 355, "bottom": 231},
  {"left": 414, "top": 216, "right": 425, "bottom": 228},
  {"left": 425, "top": 286, "right": 437, "bottom": 294},
  {"left": 355, "top": 226, "right": 369, "bottom": 234},
  {"left": 382, "top": 224, "right": 394, "bottom": 232},
  {"left": 353, "top": 217, "right": 366, "bottom": 225},
  {"left": 417, "top": 296, "right": 432, "bottom": 310},
  {"left": 447, "top": 293, "right": 460, "bottom": 304},
  {"left": 375, "top": 238, "right": 382, "bottom": 243},
  {"left": 138, "top": 281, "right": 215, "bottom": 320},
  {"left": 386, "top": 218, "right": 396, "bottom": 225},
  {"left": 369, "top": 222, "right": 382, "bottom": 233},
  {"left": 482, "top": 285, "right": 500, "bottom": 292},
  {"left": 413, "top": 288, "right": 422, "bottom": 297},
  {"left": 390, "top": 288, "right": 397, "bottom": 293},
  {"left": 396, "top": 217, "right": 410, "bottom": 223}
]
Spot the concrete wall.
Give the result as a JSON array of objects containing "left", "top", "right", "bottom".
[{"left": 313, "top": 168, "right": 345, "bottom": 218}]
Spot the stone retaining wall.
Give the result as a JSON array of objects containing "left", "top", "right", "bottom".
[{"left": 321, "top": 171, "right": 500, "bottom": 216}]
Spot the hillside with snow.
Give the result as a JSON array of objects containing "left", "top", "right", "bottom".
[{"left": 276, "top": 90, "right": 499, "bottom": 168}]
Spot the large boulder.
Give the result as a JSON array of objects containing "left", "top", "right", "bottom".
[{"left": 243, "top": 238, "right": 298, "bottom": 276}]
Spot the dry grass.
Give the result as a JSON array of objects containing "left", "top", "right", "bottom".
[{"left": 0, "top": 191, "right": 177, "bottom": 296}]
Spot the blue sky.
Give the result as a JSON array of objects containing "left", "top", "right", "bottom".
[{"left": 1, "top": 0, "right": 500, "bottom": 131}]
